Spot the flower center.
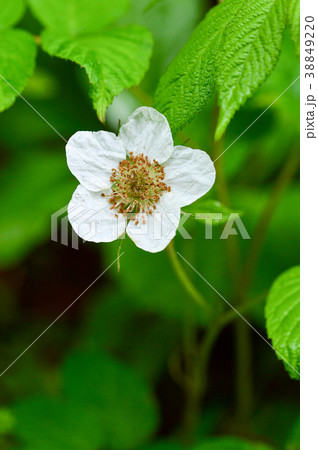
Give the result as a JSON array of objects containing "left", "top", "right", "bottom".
[{"left": 108, "top": 152, "right": 170, "bottom": 217}]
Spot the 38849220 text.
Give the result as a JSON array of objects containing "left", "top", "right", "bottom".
[{"left": 305, "top": 15, "right": 316, "bottom": 139}]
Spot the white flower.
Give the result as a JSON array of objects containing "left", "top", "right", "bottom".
[{"left": 66, "top": 107, "right": 216, "bottom": 253}]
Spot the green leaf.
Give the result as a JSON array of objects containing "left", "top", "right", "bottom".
[
  {"left": 29, "top": 0, "right": 130, "bottom": 35},
  {"left": 41, "top": 26, "right": 153, "bottom": 122},
  {"left": 154, "top": 0, "right": 286, "bottom": 139},
  {"left": 0, "top": 0, "right": 25, "bottom": 30},
  {"left": 192, "top": 437, "right": 274, "bottom": 450},
  {"left": 287, "top": 0, "right": 300, "bottom": 58},
  {"left": 29, "top": 0, "right": 153, "bottom": 121},
  {"left": 182, "top": 194, "right": 240, "bottom": 226},
  {"left": 215, "top": 0, "right": 286, "bottom": 140},
  {"left": 0, "top": 29, "right": 37, "bottom": 112},
  {"left": 265, "top": 266, "right": 300, "bottom": 380},
  {"left": 154, "top": 0, "right": 241, "bottom": 135}
]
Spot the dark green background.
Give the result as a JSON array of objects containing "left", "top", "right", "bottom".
[{"left": 0, "top": 0, "right": 299, "bottom": 448}]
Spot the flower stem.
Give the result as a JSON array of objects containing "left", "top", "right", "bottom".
[
  {"left": 117, "top": 238, "right": 123, "bottom": 272},
  {"left": 234, "top": 320, "right": 253, "bottom": 426},
  {"left": 181, "top": 320, "right": 221, "bottom": 444},
  {"left": 166, "top": 241, "right": 209, "bottom": 310}
]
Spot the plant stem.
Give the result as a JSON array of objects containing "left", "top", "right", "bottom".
[
  {"left": 166, "top": 241, "right": 209, "bottom": 309},
  {"left": 240, "top": 148, "right": 300, "bottom": 296},
  {"left": 220, "top": 290, "right": 268, "bottom": 327},
  {"left": 180, "top": 293, "right": 264, "bottom": 443},
  {"left": 230, "top": 148, "right": 298, "bottom": 425},
  {"left": 181, "top": 320, "right": 221, "bottom": 444},
  {"left": 211, "top": 113, "right": 254, "bottom": 424},
  {"left": 117, "top": 238, "right": 123, "bottom": 272},
  {"left": 165, "top": 241, "right": 215, "bottom": 442},
  {"left": 182, "top": 376, "right": 204, "bottom": 444},
  {"left": 130, "top": 85, "right": 153, "bottom": 106},
  {"left": 213, "top": 138, "right": 241, "bottom": 286},
  {"left": 231, "top": 149, "right": 299, "bottom": 425},
  {"left": 234, "top": 320, "right": 253, "bottom": 425}
]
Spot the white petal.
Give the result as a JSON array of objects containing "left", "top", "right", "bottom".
[
  {"left": 66, "top": 131, "right": 126, "bottom": 191},
  {"left": 119, "top": 107, "right": 173, "bottom": 164},
  {"left": 126, "top": 192, "right": 180, "bottom": 253},
  {"left": 68, "top": 185, "right": 126, "bottom": 243},
  {"left": 164, "top": 146, "right": 216, "bottom": 207}
]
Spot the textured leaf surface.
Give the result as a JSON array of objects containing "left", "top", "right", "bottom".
[
  {"left": 215, "top": 0, "right": 286, "bottom": 139},
  {"left": 0, "top": 29, "right": 37, "bottom": 112},
  {"left": 14, "top": 352, "right": 158, "bottom": 449},
  {"left": 42, "top": 26, "right": 153, "bottom": 121},
  {"left": 154, "top": 0, "right": 286, "bottom": 139},
  {"left": 29, "top": 0, "right": 130, "bottom": 35},
  {"left": 154, "top": 0, "right": 242, "bottom": 135},
  {"left": 0, "top": 0, "right": 25, "bottom": 30},
  {"left": 287, "top": 0, "right": 300, "bottom": 58},
  {"left": 265, "top": 266, "right": 300, "bottom": 380}
]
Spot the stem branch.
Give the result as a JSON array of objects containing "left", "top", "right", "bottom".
[{"left": 240, "top": 148, "right": 300, "bottom": 296}]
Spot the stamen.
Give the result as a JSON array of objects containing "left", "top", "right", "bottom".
[{"left": 108, "top": 152, "right": 170, "bottom": 218}]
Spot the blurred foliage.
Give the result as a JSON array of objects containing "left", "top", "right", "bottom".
[
  {"left": 0, "top": 151, "right": 76, "bottom": 267},
  {"left": 13, "top": 352, "right": 158, "bottom": 449},
  {"left": 0, "top": 408, "right": 15, "bottom": 435},
  {"left": 0, "top": 0, "right": 299, "bottom": 449},
  {"left": 191, "top": 437, "right": 274, "bottom": 449}
]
